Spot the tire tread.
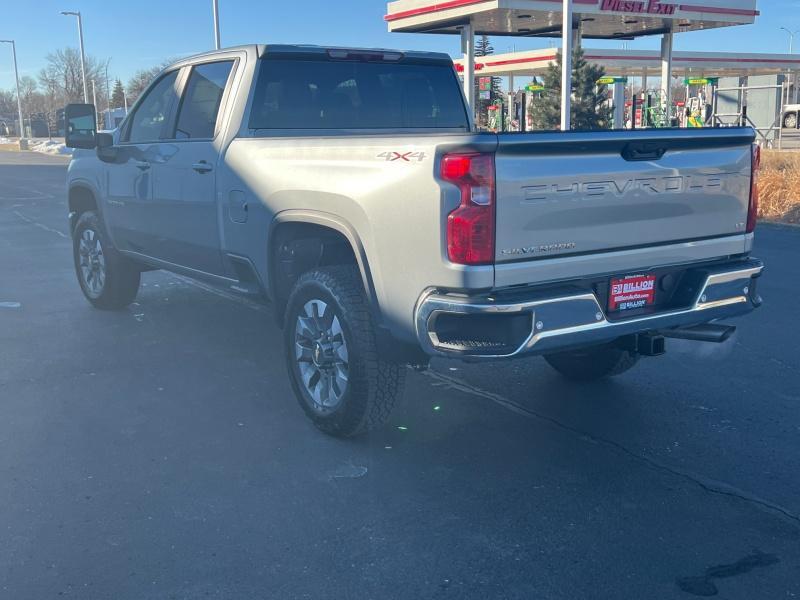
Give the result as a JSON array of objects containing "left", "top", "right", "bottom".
[
  {"left": 285, "top": 265, "right": 404, "bottom": 437},
  {"left": 73, "top": 211, "right": 140, "bottom": 310}
]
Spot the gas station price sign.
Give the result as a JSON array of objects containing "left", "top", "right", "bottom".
[
  {"left": 597, "top": 76, "right": 628, "bottom": 85},
  {"left": 684, "top": 77, "right": 719, "bottom": 86}
]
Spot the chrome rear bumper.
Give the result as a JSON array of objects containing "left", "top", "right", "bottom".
[{"left": 415, "top": 259, "right": 763, "bottom": 359}]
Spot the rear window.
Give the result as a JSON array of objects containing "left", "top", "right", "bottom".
[{"left": 249, "top": 58, "right": 469, "bottom": 130}]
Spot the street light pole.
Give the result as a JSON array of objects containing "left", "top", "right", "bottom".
[
  {"left": 213, "top": 0, "right": 221, "bottom": 50},
  {"left": 0, "top": 40, "right": 25, "bottom": 140},
  {"left": 61, "top": 10, "right": 89, "bottom": 103},
  {"left": 780, "top": 27, "right": 797, "bottom": 54},
  {"left": 91, "top": 79, "right": 99, "bottom": 128},
  {"left": 779, "top": 28, "right": 799, "bottom": 104}
]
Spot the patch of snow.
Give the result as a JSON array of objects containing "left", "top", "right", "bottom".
[
  {"left": 0, "top": 136, "right": 11, "bottom": 144},
  {"left": 28, "top": 139, "right": 73, "bottom": 156}
]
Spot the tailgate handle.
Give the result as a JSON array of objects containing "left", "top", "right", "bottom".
[{"left": 621, "top": 143, "right": 667, "bottom": 162}]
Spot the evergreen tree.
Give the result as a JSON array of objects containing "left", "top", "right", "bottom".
[
  {"left": 474, "top": 35, "right": 502, "bottom": 127},
  {"left": 110, "top": 79, "right": 125, "bottom": 109},
  {"left": 529, "top": 47, "right": 612, "bottom": 130}
]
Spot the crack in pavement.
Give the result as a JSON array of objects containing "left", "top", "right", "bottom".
[{"left": 423, "top": 369, "right": 800, "bottom": 529}]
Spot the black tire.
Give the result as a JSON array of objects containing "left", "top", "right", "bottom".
[
  {"left": 72, "top": 211, "right": 140, "bottom": 310},
  {"left": 544, "top": 342, "right": 640, "bottom": 382},
  {"left": 284, "top": 265, "right": 405, "bottom": 437},
  {"left": 784, "top": 112, "right": 798, "bottom": 129}
]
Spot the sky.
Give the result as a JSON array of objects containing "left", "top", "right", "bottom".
[{"left": 1, "top": 0, "right": 799, "bottom": 92}]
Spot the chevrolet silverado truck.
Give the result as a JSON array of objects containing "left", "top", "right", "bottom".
[{"left": 64, "top": 44, "right": 764, "bottom": 437}]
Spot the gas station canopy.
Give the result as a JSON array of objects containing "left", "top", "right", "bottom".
[
  {"left": 387, "top": 0, "right": 760, "bottom": 130},
  {"left": 454, "top": 48, "right": 800, "bottom": 78},
  {"left": 386, "top": 0, "right": 759, "bottom": 39}
]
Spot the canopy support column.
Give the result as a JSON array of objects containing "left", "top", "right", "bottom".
[
  {"left": 561, "top": 0, "right": 573, "bottom": 131},
  {"left": 660, "top": 31, "right": 674, "bottom": 123},
  {"left": 461, "top": 22, "right": 475, "bottom": 121},
  {"left": 613, "top": 81, "right": 625, "bottom": 129}
]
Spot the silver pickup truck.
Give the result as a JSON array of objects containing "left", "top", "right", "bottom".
[{"left": 64, "top": 44, "right": 764, "bottom": 437}]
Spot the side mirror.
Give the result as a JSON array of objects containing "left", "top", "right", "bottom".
[
  {"left": 64, "top": 103, "right": 97, "bottom": 149},
  {"left": 96, "top": 132, "right": 119, "bottom": 162},
  {"left": 96, "top": 132, "right": 114, "bottom": 148}
]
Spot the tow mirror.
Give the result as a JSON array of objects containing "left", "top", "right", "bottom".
[{"left": 64, "top": 103, "right": 97, "bottom": 149}]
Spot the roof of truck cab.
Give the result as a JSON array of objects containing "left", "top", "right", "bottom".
[
  {"left": 169, "top": 44, "right": 453, "bottom": 67},
  {"left": 259, "top": 44, "right": 453, "bottom": 64},
  {"left": 163, "top": 45, "right": 261, "bottom": 67}
]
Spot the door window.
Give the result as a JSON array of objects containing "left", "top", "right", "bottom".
[
  {"left": 125, "top": 70, "right": 180, "bottom": 143},
  {"left": 174, "top": 61, "right": 234, "bottom": 139}
]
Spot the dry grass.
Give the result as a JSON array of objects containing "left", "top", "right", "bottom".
[{"left": 759, "top": 151, "right": 800, "bottom": 224}]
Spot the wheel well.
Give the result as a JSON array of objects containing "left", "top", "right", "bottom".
[
  {"left": 68, "top": 186, "right": 98, "bottom": 221},
  {"left": 270, "top": 222, "right": 361, "bottom": 316}
]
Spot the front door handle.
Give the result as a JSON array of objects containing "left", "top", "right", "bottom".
[
  {"left": 192, "top": 161, "right": 213, "bottom": 174},
  {"left": 135, "top": 160, "right": 150, "bottom": 171}
]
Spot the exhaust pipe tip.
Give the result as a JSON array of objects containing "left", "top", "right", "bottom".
[{"left": 660, "top": 324, "right": 736, "bottom": 344}]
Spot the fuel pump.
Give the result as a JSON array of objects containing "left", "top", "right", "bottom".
[
  {"left": 684, "top": 77, "right": 718, "bottom": 127},
  {"left": 597, "top": 76, "right": 628, "bottom": 129},
  {"left": 524, "top": 82, "right": 545, "bottom": 132}
]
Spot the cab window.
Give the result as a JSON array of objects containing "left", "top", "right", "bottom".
[
  {"left": 174, "top": 61, "right": 234, "bottom": 140},
  {"left": 125, "top": 70, "right": 180, "bottom": 143}
]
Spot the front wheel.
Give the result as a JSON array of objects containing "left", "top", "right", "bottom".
[
  {"left": 284, "top": 266, "right": 405, "bottom": 437},
  {"left": 73, "top": 211, "right": 140, "bottom": 310},
  {"left": 544, "top": 343, "right": 640, "bottom": 382}
]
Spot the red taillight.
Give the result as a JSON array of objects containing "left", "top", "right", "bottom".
[
  {"left": 441, "top": 153, "right": 495, "bottom": 265},
  {"left": 747, "top": 144, "right": 760, "bottom": 234}
]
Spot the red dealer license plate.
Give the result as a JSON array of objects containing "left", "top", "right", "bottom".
[{"left": 608, "top": 273, "right": 657, "bottom": 312}]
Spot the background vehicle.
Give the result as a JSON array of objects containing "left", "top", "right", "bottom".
[
  {"left": 782, "top": 103, "right": 800, "bottom": 128},
  {"left": 64, "top": 44, "right": 764, "bottom": 437}
]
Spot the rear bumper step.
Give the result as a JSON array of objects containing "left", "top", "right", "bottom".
[{"left": 415, "top": 259, "right": 763, "bottom": 359}]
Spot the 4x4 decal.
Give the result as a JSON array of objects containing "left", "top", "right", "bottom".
[{"left": 377, "top": 151, "right": 426, "bottom": 162}]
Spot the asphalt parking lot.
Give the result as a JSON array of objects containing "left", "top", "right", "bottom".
[{"left": 1, "top": 151, "right": 799, "bottom": 599}]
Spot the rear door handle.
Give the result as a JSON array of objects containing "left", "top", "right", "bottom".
[
  {"left": 135, "top": 160, "right": 150, "bottom": 171},
  {"left": 192, "top": 161, "right": 213, "bottom": 174}
]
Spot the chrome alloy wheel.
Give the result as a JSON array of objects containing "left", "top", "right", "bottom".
[
  {"left": 294, "top": 299, "right": 349, "bottom": 411},
  {"left": 78, "top": 228, "right": 106, "bottom": 296}
]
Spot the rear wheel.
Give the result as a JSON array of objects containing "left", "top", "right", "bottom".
[
  {"left": 784, "top": 112, "right": 798, "bottom": 129},
  {"left": 73, "top": 211, "right": 140, "bottom": 310},
  {"left": 284, "top": 266, "right": 405, "bottom": 437},
  {"left": 544, "top": 343, "right": 639, "bottom": 382}
]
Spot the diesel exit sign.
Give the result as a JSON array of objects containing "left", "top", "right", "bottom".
[{"left": 600, "top": 0, "right": 677, "bottom": 15}]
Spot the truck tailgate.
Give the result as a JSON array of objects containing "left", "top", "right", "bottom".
[{"left": 493, "top": 128, "right": 755, "bottom": 266}]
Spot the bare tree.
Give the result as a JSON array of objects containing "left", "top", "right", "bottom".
[
  {"left": 0, "top": 90, "right": 15, "bottom": 117},
  {"left": 38, "top": 47, "right": 108, "bottom": 107},
  {"left": 16, "top": 76, "right": 42, "bottom": 113},
  {"left": 126, "top": 60, "right": 173, "bottom": 105}
]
